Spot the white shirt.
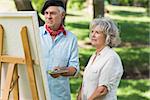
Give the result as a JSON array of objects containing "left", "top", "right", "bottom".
[{"left": 82, "top": 46, "right": 123, "bottom": 100}]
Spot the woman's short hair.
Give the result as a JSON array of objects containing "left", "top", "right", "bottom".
[{"left": 89, "top": 17, "right": 121, "bottom": 47}]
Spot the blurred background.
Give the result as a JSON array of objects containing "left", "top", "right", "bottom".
[{"left": 0, "top": 0, "right": 149, "bottom": 99}]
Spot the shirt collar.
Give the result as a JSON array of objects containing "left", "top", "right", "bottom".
[{"left": 94, "top": 46, "right": 110, "bottom": 56}]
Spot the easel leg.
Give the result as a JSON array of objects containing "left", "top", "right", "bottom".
[
  {"left": 12, "top": 65, "right": 19, "bottom": 100},
  {"left": 2, "top": 63, "right": 15, "bottom": 100},
  {"left": 21, "top": 26, "right": 39, "bottom": 100},
  {"left": 0, "top": 24, "right": 3, "bottom": 63},
  {"left": 0, "top": 24, "right": 4, "bottom": 98}
]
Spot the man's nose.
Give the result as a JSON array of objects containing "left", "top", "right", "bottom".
[{"left": 47, "top": 14, "right": 52, "bottom": 19}]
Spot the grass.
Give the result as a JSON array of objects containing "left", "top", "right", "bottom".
[
  {"left": 66, "top": 5, "right": 150, "bottom": 78},
  {"left": 65, "top": 5, "right": 150, "bottom": 100},
  {"left": 70, "top": 78, "right": 150, "bottom": 100},
  {"left": 117, "top": 79, "right": 150, "bottom": 100},
  {"left": 0, "top": 1, "right": 149, "bottom": 100}
]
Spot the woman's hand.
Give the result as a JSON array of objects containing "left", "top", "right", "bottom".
[
  {"left": 77, "top": 93, "right": 82, "bottom": 100},
  {"left": 88, "top": 85, "right": 108, "bottom": 100}
]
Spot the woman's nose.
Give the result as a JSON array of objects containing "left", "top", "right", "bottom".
[{"left": 92, "top": 32, "right": 96, "bottom": 37}]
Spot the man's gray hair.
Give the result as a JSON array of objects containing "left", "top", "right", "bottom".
[
  {"left": 90, "top": 17, "right": 121, "bottom": 47},
  {"left": 58, "top": 6, "right": 65, "bottom": 14}
]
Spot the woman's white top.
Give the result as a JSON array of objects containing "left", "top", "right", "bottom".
[{"left": 82, "top": 46, "right": 123, "bottom": 100}]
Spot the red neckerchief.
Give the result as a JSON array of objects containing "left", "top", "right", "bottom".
[{"left": 45, "top": 24, "right": 66, "bottom": 37}]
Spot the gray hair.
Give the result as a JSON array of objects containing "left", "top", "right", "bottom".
[
  {"left": 58, "top": 6, "right": 65, "bottom": 14},
  {"left": 90, "top": 17, "right": 121, "bottom": 47}
]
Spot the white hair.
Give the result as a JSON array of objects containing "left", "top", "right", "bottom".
[
  {"left": 90, "top": 17, "right": 121, "bottom": 47},
  {"left": 58, "top": 6, "right": 65, "bottom": 14}
]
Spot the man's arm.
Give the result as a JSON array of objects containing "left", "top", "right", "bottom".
[{"left": 88, "top": 85, "right": 108, "bottom": 100}]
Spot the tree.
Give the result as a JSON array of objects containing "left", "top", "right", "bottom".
[
  {"left": 14, "top": 0, "right": 45, "bottom": 26},
  {"left": 14, "top": 0, "right": 69, "bottom": 26},
  {"left": 93, "top": 0, "right": 104, "bottom": 18}
]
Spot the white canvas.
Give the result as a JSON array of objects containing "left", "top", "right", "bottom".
[{"left": 0, "top": 11, "right": 49, "bottom": 100}]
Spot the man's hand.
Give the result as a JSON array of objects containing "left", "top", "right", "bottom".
[
  {"left": 49, "top": 66, "right": 77, "bottom": 78},
  {"left": 61, "top": 67, "right": 76, "bottom": 76},
  {"left": 50, "top": 73, "right": 61, "bottom": 78},
  {"left": 49, "top": 66, "right": 61, "bottom": 78}
]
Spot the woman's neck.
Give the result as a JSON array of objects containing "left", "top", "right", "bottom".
[{"left": 96, "top": 45, "right": 106, "bottom": 55}]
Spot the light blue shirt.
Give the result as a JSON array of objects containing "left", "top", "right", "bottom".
[{"left": 39, "top": 26, "right": 79, "bottom": 100}]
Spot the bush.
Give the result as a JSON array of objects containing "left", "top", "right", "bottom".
[
  {"left": 67, "top": 0, "right": 86, "bottom": 10},
  {"left": 116, "top": 0, "right": 148, "bottom": 7}
]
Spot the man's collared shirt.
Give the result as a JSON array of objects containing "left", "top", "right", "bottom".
[{"left": 39, "top": 26, "right": 79, "bottom": 100}]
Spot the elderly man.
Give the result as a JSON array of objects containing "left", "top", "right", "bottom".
[{"left": 39, "top": 0, "right": 79, "bottom": 100}]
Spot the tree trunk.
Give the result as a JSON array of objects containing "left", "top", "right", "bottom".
[
  {"left": 93, "top": 0, "right": 104, "bottom": 18},
  {"left": 86, "top": 0, "right": 93, "bottom": 17},
  {"left": 14, "top": 0, "right": 44, "bottom": 26}
]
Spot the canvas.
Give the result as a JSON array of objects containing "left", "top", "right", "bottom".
[{"left": 0, "top": 11, "right": 49, "bottom": 100}]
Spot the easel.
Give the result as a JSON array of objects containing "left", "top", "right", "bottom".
[{"left": 0, "top": 24, "right": 39, "bottom": 100}]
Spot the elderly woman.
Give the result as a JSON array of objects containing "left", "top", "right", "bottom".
[{"left": 77, "top": 17, "right": 123, "bottom": 100}]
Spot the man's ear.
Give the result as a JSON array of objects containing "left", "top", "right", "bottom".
[{"left": 61, "top": 12, "right": 66, "bottom": 19}]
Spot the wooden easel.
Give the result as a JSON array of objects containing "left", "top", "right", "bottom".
[{"left": 0, "top": 24, "right": 39, "bottom": 100}]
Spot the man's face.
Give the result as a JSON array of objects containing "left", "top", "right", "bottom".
[{"left": 44, "top": 6, "right": 64, "bottom": 30}]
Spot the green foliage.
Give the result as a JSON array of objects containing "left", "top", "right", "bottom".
[
  {"left": 67, "top": 0, "right": 86, "bottom": 10},
  {"left": 31, "top": 0, "right": 44, "bottom": 12},
  {"left": 79, "top": 48, "right": 95, "bottom": 70},
  {"left": 116, "top": 0, "right": 148, "bottom": 7}
]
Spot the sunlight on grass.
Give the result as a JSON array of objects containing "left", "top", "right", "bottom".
[
  {"left": 65, "top": 9, "right": 91, "bottom": 40},
  {"left": 117, "top": 79, "right": 150, "bottom": 100},
  {"left": 115, "top": 47, "right": 149, "bottom": 71},
  {"left": 106, "top": 5, "right": 146, "bottom": 12},
  {"left": 66, "top": 9, "right": 92, "bottom": 23},
  {"left": 70, "top": 79, "right": 150, "bottom": 100},
  {"left": 107, "top": 14, "right": 150, "bottom": 22},
  {"left": 106, "top": 5, "right": 150, "bottom": 22}
]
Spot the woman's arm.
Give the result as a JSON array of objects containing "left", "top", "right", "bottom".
[
  {"left": 77, "top": 85, "right": 82, "bottom": 100},
  {"left": 88, "top": 85, "right": 108, "bottom": 100}
]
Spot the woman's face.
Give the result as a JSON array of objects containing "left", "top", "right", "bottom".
[{"left": 90, "top": 26, "right": 106, "bottom": 48}]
